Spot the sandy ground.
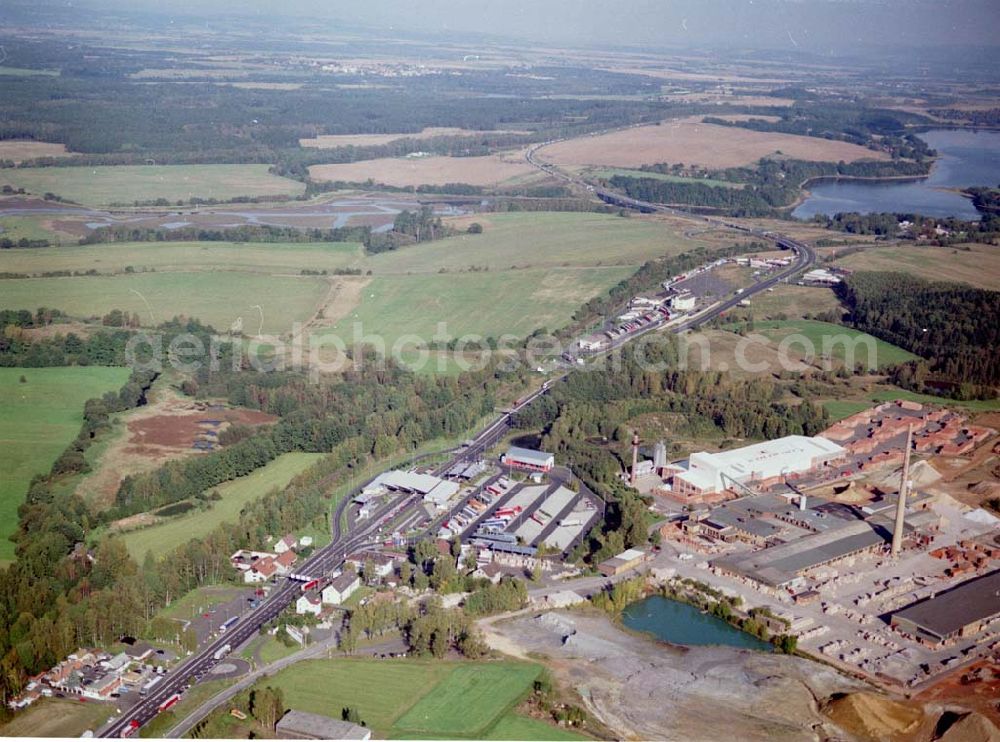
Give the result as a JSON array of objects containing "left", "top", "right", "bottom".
[
  {"left": 485, "top": 610, "right": 866, "bottom": 741},
  {"left": 299, "top": 127, "right": 527, "bottom": 148},
  {"left": 307, "top": 152, "right": 538, "bottom": 187},
  {"left": 539, "top": 116, "right": 889, "bottom": 170},
  {"left": 0, "top": 140, "right": 73, "bottom": 164},
  {"left": 309, "top": 277, "right": 371, "bottom": 329}
]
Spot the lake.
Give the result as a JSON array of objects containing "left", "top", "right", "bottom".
[
  {"left": 621, "top": 594, "right": 773, "bottom": 651},
  {"left": 793, "top": 129, "right": 1000, "bottom": 220}
]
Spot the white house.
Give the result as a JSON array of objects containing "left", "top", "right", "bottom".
[
  {"left": 274, "top": 534, "right": 298, "bottom": 554},
  {"left": 321, "top": 572, "right": 361, "bottom": 605},
  {"left": 243, "top": 556, "right": 278, "bottom": 584},
  {"left": 295, "top": 594, "right": 322, "bottom": 616},
  {"left": 346, "top": 551, "right": 394, "bottom": 579}
]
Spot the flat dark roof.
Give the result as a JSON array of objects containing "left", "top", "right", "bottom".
[{"left": 892, "top": 569, "right": 1000, "bottom": 639}]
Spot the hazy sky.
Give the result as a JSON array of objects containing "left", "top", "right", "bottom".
[{"left": 27, "top": 0, "right": 1000, "bottom": 52}]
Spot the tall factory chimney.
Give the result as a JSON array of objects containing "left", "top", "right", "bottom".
[
  {"left": 630, "top": 431, "right": 640, "bottom": 487},
  {"left": 891, "top": 424, "right": 915, "bottom": 557}
]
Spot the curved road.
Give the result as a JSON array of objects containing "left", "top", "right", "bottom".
[{"left": 99, "top": 132, "right": 815, "bottom": 740}]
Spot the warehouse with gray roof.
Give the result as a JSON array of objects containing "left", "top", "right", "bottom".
[
  {"left": 711, "top": 520, "right": 888, "bottom": 588},
  {"left": 890, "top": 569, "right": 1000, "bottom": 646}
]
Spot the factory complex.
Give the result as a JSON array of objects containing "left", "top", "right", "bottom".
[{"left": 669, "top": 435, "right": 847, "bottom": 499}]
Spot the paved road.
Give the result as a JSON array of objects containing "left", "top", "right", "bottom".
[{"left": 101, "top": 131, "right": 817, "bottom": 739}]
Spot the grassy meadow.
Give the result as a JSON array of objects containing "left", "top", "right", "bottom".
[
  {"left": 326, "top": 267, "right": 632, "bottom": 347},
  {"left": 751, "top": 319, "right": 918, "bottom": 370},
  {"left": 370, "top": 211, "right": 704, "bottom": 273},
  {"left": 120, "top": 452, "right": 326, "bottom": 560},
  {"left": 0, "top": 164, "right": 305, "bottom": 207},
  {"left": 259, "top": 658, "right": 556, "bottom": 739},
  {"left": 0, "top": 367, "right": 130, "bottom": 562},
  {"left": 832, "top": 243, "right": 1000, "bottom": 290},
  {"left": 0, "top": 240, "right": 363, "bottom": 276},
  {"left": 0, "top": 272, "right": 328, "bottom": 335},
  {"left": 0, "top": 698, "right": 113, "bottom": 738}
]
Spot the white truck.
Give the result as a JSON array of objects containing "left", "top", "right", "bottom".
[{"left": 213, "top": 644, "right": 231, "bottom": 661}]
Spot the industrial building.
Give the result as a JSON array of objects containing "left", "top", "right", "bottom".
[
  {"left": 598, "top": 548, "right": 647, "bottom": 576},
  {"left": 361, "top": 469, "right": 459, "bottom": 507},
  {"left": 711, "top": 520, "right": 888, "bottom": 588},
  {"left": 275, "top": 710, "right": 371, "bottom": 740},
  {"left": 501, "top": 446, "right": 555, "bottom": 473},
  {"left": 890, "top": 570, "right": 1000, "bottom": 646},
  {"left": 670, "top": 435, "right": 847, "bottom": 499}
]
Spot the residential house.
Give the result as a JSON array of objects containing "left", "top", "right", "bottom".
[
  {"left": 321, "top": 572, "right": 361, "bottom": 605},
  {"left": 244, "top": 557, "right": 277, "bottom": 584},
  {"left": 295, "top": 593, "right": 322, "bottom": 616},
  {"left": 274, "top": 550, "right": 298, "bottom": 575},
  {"left": 345, "top": 551, "right": 394, "bottom": 579},
  {"left": 275, "top": 534, "right": 298, "bottom": 554}
]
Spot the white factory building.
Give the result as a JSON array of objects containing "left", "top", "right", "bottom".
[
  {"left": 671, "top": 435, "right": 847, "bottom": 499},
  {"left": 361, "top": 469, "right": 460, "bottom": 507}
]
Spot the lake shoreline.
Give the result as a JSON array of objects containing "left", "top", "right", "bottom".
[{"left": 792, "top": 128, "right": 1000, "bottom": 220}]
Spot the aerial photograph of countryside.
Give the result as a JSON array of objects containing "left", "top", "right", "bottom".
[{"left": 0, "top": 0, "right": 999, "bottom": 739}]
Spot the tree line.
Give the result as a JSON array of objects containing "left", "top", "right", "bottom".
[{"left": 837, "top": 272, "right": 1000, "bottom": 398}]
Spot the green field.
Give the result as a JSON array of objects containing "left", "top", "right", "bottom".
[
  {"left": 0, "top": 241, "right": 363, "bottom": 276},
  {"left": 372, "top": 212, "right": 700, "bottom": 273},
  {"left": 121, "top": 452, "right": 326, "bottom": 560},
  {"left": 478, "top": 713, "right": 586, "bottom": 741},
  {"left": 589, "top": 167, "right": 741, "bottom": 189},
  {"left": 0, "top": 272, "right": 328, "bottom": 335},
  {"left": 0, "top": 698, "right": 112, "bottom": 738},
  {"left": 260, "top": 658, "right": 555, "bottom": 739},
  {"left": 833, "top": 243, "right": 1000, "bottom": 291},
  {"left": 326, "top": 267, "right": 632, "bottom": 347},
  {"left": 0, "top": 215, "right": 67, "bottom": 245},
  {"left": 752, "top": 320, "right": 918, "bottom": 370},
  {"left": 0, "top": 66, "right": 59, "bottom": 77},
  {"left": 267, "top": 658, "right": 456, "bottom": 733},
  {"left": 0, "top": 164, "right": 305, "bottom": 207},
  {"left": 0, "top": 367, "right": 130, "bottom": 562},
  {"left": 393, "top": 663, "right": 541, "bottom": 737}
]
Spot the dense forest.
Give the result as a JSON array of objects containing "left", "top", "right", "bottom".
[
  {"left": 814, "top": 210, "right": 1000, "bottom": 245},
  {"left": 79, "top": 224, "right": 371, "bottom": 246},
  {"left": 837, "top": 272, "right": 1000, "bottom": 398}
]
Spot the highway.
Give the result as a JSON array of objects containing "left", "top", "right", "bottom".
[{"left": 99, "top": 132, "right": 815, "bottom": 739}]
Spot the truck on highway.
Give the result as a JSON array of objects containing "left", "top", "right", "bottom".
[
  {"left": 139, "top": 676, "right": 162, "bottom": 696},
  {"left": 219, "top": 615, "right": 238, "bottom": 633},
  {"left": 213, "top": 644, "right": 231, "bottom": 661},
  {"left": 120, "top": 720, "right": 140, "bottom": 738},
  {"left": 157, "top": 694, "right": 181, "bottom": 713}
]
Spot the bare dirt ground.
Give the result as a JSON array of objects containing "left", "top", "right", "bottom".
[
  {"left": 76, "top": 386, "right": 276, "bottom": 509},
  {"left": 914, "top": 659, "right": 1000, "bottom": 729},
  {"left": 0, "top": 140, "right": 74, "bottom": 163},
  {"left": 300, "top": 276, "right": 370, "bottom": 332},
  {"left": 486, "top": 609, "right": 866, "bottom": 741},
  {"left": 23, "top": 321, "right": 96, "bottom": 340},
  {"left": 299, "top": 127, "right": 528, "bottom": 148},
  {"left": 307, "top": 152, "right": 538, "bottom": 187},
  {"left": 539, "top": 116, "right": 889, "bottom": 170}
]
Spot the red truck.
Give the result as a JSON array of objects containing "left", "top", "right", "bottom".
[{"left": 158, "top": 694, "right": 181, "bottom": 714}]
